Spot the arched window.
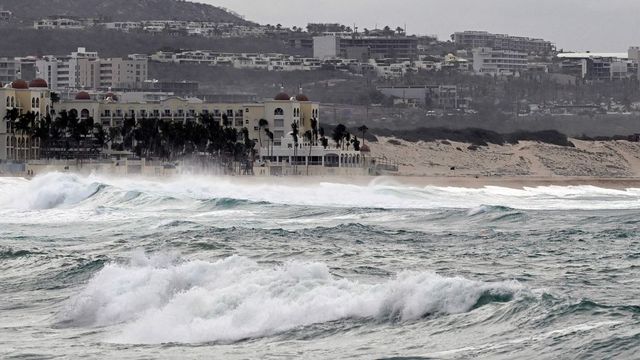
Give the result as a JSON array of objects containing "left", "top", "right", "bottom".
[
  {"left": 36, "top": 98, "right": 40, "bottom": 107},
  {"left": 32, "top": 98, "right": 35, "bottom": 108},
  {"left": 5, "top": 97, "right": 9, "bottom": 107},
  {"left": 69, "top": 109, "right": 78, "bottom": 118},
  {"left": 11, "top": 96, "right": 15, "bottom": 107},
  {"left": 274, "top": 108, "right": 284, "bottom": 116},
  {"left": 81, "top": 109, "right": 90, "bottom": 119}
]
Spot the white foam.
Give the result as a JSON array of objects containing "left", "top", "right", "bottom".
[
  {"left": 0, "top": 172, "right": 101, "bottom": 210},
  {"left": 2, "top": 173, "right": 640, "bottom": 211},
  {"left": 60, "top": 254, "right": 521, "bottom": 344}
]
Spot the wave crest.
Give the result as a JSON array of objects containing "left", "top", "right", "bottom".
[{"left": 60, "top": 254, "right": 522, "bottom": 344}]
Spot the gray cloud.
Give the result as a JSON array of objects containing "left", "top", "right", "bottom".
[{"left": 201, "top": 0, "right": 640, "bottom": 51}]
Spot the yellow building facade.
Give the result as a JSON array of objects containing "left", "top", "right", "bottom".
[{"left": 0, "top": 79, "right": 52, "bottom": 161}]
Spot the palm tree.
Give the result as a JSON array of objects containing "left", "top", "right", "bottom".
[
  {"left": 258, "top": 118, "right": 268, "bottom": 148},
  {"left": 332, "top": 124, "right": 346, "bottom": 149},
  {"left": 50, "top": 92, "right": 60, "bottom": 114},
  {"left": 304, "top": 130, "right": 313, "bottom": 175},
  {"left": 319, "top": 127, "right": 327, "bottom": 149},
  {"left": 357, "top": 125, "right": 369, "bottom": 147},
  {"left": 344, "top": 132, "right": 352, "bottom": 150},
  {"left": 291, "top": 122, "right": 299, "bottom": 174},
  {"left": 310, "top": 118, "right": 318, "bottom": 145},
  {"left": 265, "top": 129, "right": 274, "bottom": 160}
]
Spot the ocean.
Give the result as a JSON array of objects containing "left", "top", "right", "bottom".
[{"left": 1, "top": 173, "right": 638, "bottom": 359}]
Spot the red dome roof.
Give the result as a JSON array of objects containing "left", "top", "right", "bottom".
[
  {"left": 75, "top": 91, "right": 91, "bottom": 100},
  {"left": 29, "top": 78, "right": 48, "bottom": 88},
  {"left": 11, "top": 79, "right": 29, "bottom": 89},
  {"left": 274, "top": 92, "right": 290, "bottom": 101},
  {"left": 295, "top": 93, "right": 309, "bottom": 101}
]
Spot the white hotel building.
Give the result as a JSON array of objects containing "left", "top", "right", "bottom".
[{"left": 472, "top": 47, "right": 528, "bottom": 76}]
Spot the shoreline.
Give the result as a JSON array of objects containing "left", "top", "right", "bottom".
[{"left": 4, "top": 172, "right": 640, "bottom": 189}]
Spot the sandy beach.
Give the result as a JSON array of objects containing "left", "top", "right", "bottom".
[{"left": 360, "top": 137, "right": 640, "bottom": 188}]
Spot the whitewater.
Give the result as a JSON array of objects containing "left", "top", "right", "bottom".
[{"left": 1, "top": 173, "right": 639, "bottom": 359}]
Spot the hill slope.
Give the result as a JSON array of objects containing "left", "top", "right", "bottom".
[{"left": 2, "top": 0, "right": 250, "bottom": 23}]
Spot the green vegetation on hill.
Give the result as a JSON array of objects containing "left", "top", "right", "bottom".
[
  {"left": 0, "top": 29, "right": 292, "bottom": 57},
  {"left": 2, "top": 0, "right": 250, "bottom": 23},
  {"left": 368, "top": 128, "right": 574, "bottom": 147}
]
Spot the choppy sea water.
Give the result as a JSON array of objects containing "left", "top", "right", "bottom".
[{"left": 0, "top": 173, "right": 639, "bottom": 359}]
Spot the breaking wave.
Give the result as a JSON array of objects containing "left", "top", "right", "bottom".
[
  {"left": 2, "top": 173, "right": 640, "bottom": 211},
  {"left": 60, "top": 254, "right": 522, "bottom": 344}
]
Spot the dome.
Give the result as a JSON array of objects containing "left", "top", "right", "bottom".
[
  {"left": 11, "top": 79, "right": 29, "bottom": 89},
  {"left": 274, "top": 92, "right": 290, "bottom": 101},
  {"left": 295, "top": 93, "right": 309, "bottom": 101},
  {"left": 29, "top": 78, "right": 48, "bottom": 88},
  {"left": 75, "top": 91, "right": 91, "bottom": 100}
]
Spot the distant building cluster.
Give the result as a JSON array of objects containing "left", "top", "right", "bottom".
[
  {"left": 33, "top": 17, "right": 267, "bottom": 38},
  {"left": 452, "top": 31, "right": 555, "bottom": 55}
]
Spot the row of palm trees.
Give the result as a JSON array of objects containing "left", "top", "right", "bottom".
[
  {"left": 5, "top": 107, "right": 372, "bottom": 172},
  {"left": 4, "top": 109, "right": 256, "bottom": 171}
]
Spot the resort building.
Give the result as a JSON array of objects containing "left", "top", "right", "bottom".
[
  {"left": 472, "top": 47, "right": 528, "bottom": 76},
  {"left": 55, "top": 88, "right": 320, "bottom": 149},
  {"left": 0, "top": 79, "right": 52, "bottom": 161},
  {"left": 452, "top": 31, "right": 554, "bottom": 55}
]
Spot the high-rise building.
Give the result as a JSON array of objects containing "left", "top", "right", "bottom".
[{"left": 35, "top": 48, "right": 148, "bottom": 91}]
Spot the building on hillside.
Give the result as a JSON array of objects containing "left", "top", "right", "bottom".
[
  {"left": 313, "top": 35, "right": 419, "bottom": 60},
  {"left": 0, "top": 10, "right": 12, "bottom": 21},
  {"left": 34, "top": 18, "right": 85, "bottom": 30},
  {"left": 0, "top": 79, "right": 52, "bottom": 161},
  {"left": 472, "top": 47, "right": 528, "bottom": 76},
  {"left": 36, "top": 48, "right": 148, "bottom": 91},
  {"left": 556, "top": 51, "right": 637, "bottom": 81},
  {"left": 0, "top": 58, "right": 20, "bottom": 84},
  {"left": 452, "top": 31, "right": 554, "bottom": 55},
  {"left": 378, "top": 85, "right": 459, "bottom": 109}
]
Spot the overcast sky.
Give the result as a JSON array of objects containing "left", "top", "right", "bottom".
[{"left": 203, "top": 0, "right": 639, "bottom": 52}]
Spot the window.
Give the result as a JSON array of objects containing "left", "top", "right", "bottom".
[
  {"left": 164, "top": 109, "right": 171, "bottom": 116},
  {"left": 6, "top": 97, "right": 9, "bottom": 107},
  {"left": 226, "top": 109, "right": 234, "bottom": 117},
  {"left": 274, "top": 119, "right": 284, "bottom": 127},
  {"left": 36, "top": 98, "right": 40, "bottom": 107},
  {"left": 104, "top": 110, "right": 111, "bottom": 116},
  {"left": 32, "top": 98, "right": 35, "bottom": 108},
  {"left": 274, "top": 108, "right": 284, "bottom": 116}
]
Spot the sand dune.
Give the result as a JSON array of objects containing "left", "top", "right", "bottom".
[{"left": 368, "top": 137, "right": 640, "bottom": 179}]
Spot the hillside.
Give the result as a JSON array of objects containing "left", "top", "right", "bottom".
[
  {"left": 0, "top": 29, "right": 291, "bottom": 58},
  {"left": 1, "top": 0, "right": 250, "bottom": 23}
]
